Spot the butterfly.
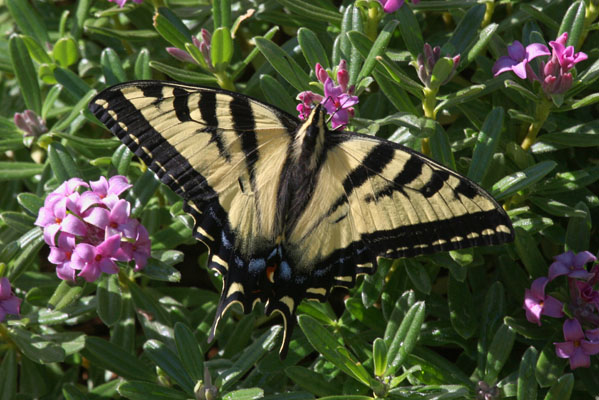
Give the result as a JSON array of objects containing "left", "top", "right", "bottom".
[{"left": 89, "top": 81, "right": 514, "bottom": 357}]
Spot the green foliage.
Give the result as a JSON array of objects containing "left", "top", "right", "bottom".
[{"left": 0, "top": 0, "right": 598, "bottom": 399}]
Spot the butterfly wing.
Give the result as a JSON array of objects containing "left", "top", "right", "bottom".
[
  {"left": 89, "top": 81, "right": 302, "bottom": 340},
  {"left": 285, "top": 129, "right": 514, "bottom": 290}
]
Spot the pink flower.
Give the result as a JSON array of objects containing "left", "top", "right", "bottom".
[
  {"left": 523, "top": 277, "right": 564, "bottom": 325},
  {"left": 71, "top": 235, "right": 129, "bottom": 282},
  {"left": 296, "top": 60, "right": 359, "bottom": 129},
  {"left": 84, "top": 198, "right": 137, "bottom": 239},
  {"left": 34, "top": 180, "right": 88, "bottom": 246},
  {"left": 554, "top": 319, "right": 599, "bottom": 369},
  {"left": 548, "top": 251, "right": 596, "bottom": 281},
  {"left": 108, "top": 0, "right": 143, "bottom": 7},
  {"left": 549, "top": 33, "right": 587, "bottom": 71},
  {"left": 37, "top": 175, "right": 151, "bottom": 282},
  {"left": 323, "top": 77, "right": 359, "bottom": 130},
  {"left": 48, "top": 234, "right": 77, "bottom": 281},
  {"left": 538, "top": 32, "right": 587, "bottom": 95},
  {"left": 378, "top": 0, "right": 419, "bottom": 13},
  {"left": 121, "top": 224, "right": 151, "bottom": 271},
  {"left": 167, "top": 29, "right": 213, "bottom": 70},
  {"left": 492, "top": 41, "right": 550, "bottom": 79},
  {"left": 0, "top": 277, "right": 21, "bottom": 322},
  {"left": 14, "top": 110, "right": 47, "bottom": 138},
  {"left": 416, "top": 43, "right": 460, "bottom": 88}
]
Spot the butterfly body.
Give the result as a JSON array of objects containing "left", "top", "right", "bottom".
[{"left": 89, "top": 81, "right": 514, "bottom": 356}]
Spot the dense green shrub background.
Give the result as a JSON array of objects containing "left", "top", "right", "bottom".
[{"left": 0, "top": 0, "right": 598, "bottom": 399}]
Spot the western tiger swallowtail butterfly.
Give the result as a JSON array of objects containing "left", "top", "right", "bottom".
[{"left": 89, "top": 81, "right": 514, "bottom": 357}]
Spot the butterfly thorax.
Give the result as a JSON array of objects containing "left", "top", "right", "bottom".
[{"left": 275, "top": 106, "right": 330, "bottom": 245}]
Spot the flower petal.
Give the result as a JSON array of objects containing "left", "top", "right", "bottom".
[
  {"left": 541, "top": 295, "right": 564, "bottom": 318},
  {"left": 492, "top": 56, "right": 518, "bottom": 76},
  {"left": 507, "top": 40, "right": 525, "bottom": 61},
  {"left": 563, "top": 319, "right": 584, "bottom": 341},
  {"left": 525, "top": 43, "right": 550, "bottom": 60}
]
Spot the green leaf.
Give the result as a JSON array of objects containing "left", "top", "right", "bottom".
[
  {"left": 356, "top": 20, "right": 399, "bottom": 83},
  {"left": 82, "top": 337, "right": 156, "bottom": 381},
  {"left": 444, "top": 4, "right": 485, "bottom": 55},
  {"left": 84, "top": 25, "right": 159, "bottom": 41},
  {"left": 212, "top": 0, "right": 232, "bottom": 29},
  {"left": 52, "top": 132, "right": 120, "bottom": 150},
  {"left": 0, "top": 349, "right": 17, "bottom": 400},
  {"left": 484, "top": 324, "right": 516, "bottom": 384},
  {"left": 259, "top": 75, "right": 296, "bottom": 116},
  {"left": 143, "top": 339, "right": 195, "bottom": 395},
  {"left": 211, "top": 27, "right": 234, "bottom": 71},
  {"left": 468, "top": 107, "right": 504, "bottom": 183},
  {"left": 174, "top": 322, "right": 204, "bottom": 382},
  {"left": 219, "top": 326, "right": 282, "bottom": 391},
  {"left": 9, "top": 34, "right": 42, "bottom": 114},
  {"left": 514, "top": 227, "right": 548, "bottom": 278},
  {"left": 254, "top": 37, "right": 311, "bottom": 92},
  {"left": 48, "top": 280, "right": 86, "bottom": 311},
  {"left": 42, "top": 84, "right": 63, "bottom": 120},
  {"left": 222, "top": 388, "right": 264, "bottom": 400},
  {"left": 71, "top": 0, "right": 92, "bottom": 39},
  {"left": 128, "top": 282, "right": 175, "bottom": 346},
  {"left": 21, "top": 35, "right": 52, "bottom": 64},
  {"left": 153, "top": 8, "right": 192, "bottom": 49},
  {"left": 537, "top": 131, "right": 599, "bottom": 147},
  {"left": 54, "top": 67, "right": 92, "bottom": 98},
  {"left": 565, "top": 201, "right": 591, "bottom": 252},
  {"left": 48, "top": 142, "right": 82, "bottom": 183},
  {"left": 462, "top": 23, "right": 497, "bottom": 69},
  {"left": 5, "top": 0, "right": 49, "bottom": 44},
  {"left": 127, "top": 170, "right": 160, "bottom": 217},
  {"left": 297, "top": 315, "right": 370, "bottom": 386},
  {"left": 397, "top": 4, "right": 424, "bottom": 57},
  {"left": 0, "top": 211, "right": 35, "bottom": 234},
  {"left": 134, "top": 48, "right": 151, "bottom": 80},
  {"left": 51, "top": 89, "right": 97, "bottom": 132},
  {"left": 518, "top": 347, "right": 539, "bottom": 400},
  {"left": 284, "top": 366, "right": 337, "bottom": 397},
  {"left": 558, "top": 1, "right": 585, "bottom": 48},
  {"left": 7, "top": 228, "right": 44, "bottom": 282},
  {"left": 53, "top": 37, "right": 78, "bottom": 68},
  {"left": 384, "top": 290, "right": 415, "bottom": 343},
  {"left": 503, "top": 79, "right": 539, "bottom": 102},
  {"left": 428, "top": 120, "right": 456, "bottom": 170},
  {"left": 140, "top": 257, "right": 182, "bottom": 282},
  {"left": 149, "top": 61, "right": 218, "bottom": 85},
  {"left": 117, "top": 381, "right": 188, "bottom": 400},
  {"left": 101, "top": 48, "right": 126, "bottom": 85},
  {"left": 544, "top": 374, "right": 574, "bottom": 400},
  {"left": 96, "top": 274, "right": 123, "bottom": 327},
  {"left": 298, "top": 27, "right": 329, "bottom": 70},
  {"left": 274, "top": 0, "right": 342, "bottom": 25},
  {"left": 386, "top": 301, "right": 426, "bottom": 376},
  {"left": 448, "top": 277, "right": 476, "bottom": 339},
  {"left": 8, "top": 326, "right": 65, "bottom": 363},
  {"left": 535, "top": 344, "right": 565, "bottom": 388},
  {"left": 491, "top": 160, "right": 557, "bottom": 200},
  {"left": 111, "top": 144, "right": 134, "bottom": 175},
  {"left": 435, "top": 84, "right": 486, "bottom": 113},
  {"left": 570, "top": 93, "right": 599, "bottom": 109},
  {"left": 17, "top": 193, "right": 44, "bottom": 216},
  {"left": 373, "top": 338, "right": 388, "bottom": 377}
]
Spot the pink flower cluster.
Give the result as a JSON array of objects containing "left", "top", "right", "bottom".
[
  {"left": 107, "top": 0, "right": 142, "bottom": 7},
  {"left": 493, "top": 32, "right": 587, "bottom": 95},
  {"left": 0, "top": 277, "right": 21, "bottom": 322},
  {"left": 297, "top": 60, "right": 359, "bottom": 130},
  {"left": 35, "top": 176, "right": 151, "bottom": 283},
  {"left": 524, "top": 250, "right": 599, "bottom": 369}
]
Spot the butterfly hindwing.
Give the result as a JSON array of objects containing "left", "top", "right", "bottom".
[
  {"left": 89, "top": 80, "right": 514, "bottom": 358},
  {"left": 286, "top": 130, "right": 513, "bottom": 287}
]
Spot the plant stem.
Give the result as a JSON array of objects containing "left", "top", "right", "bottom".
[
  {"left": 520, "top": 97, "right": 552, "bottom": 151},
  {"left": 421, "top": 87, "right": 438, "bottom": 155}
]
